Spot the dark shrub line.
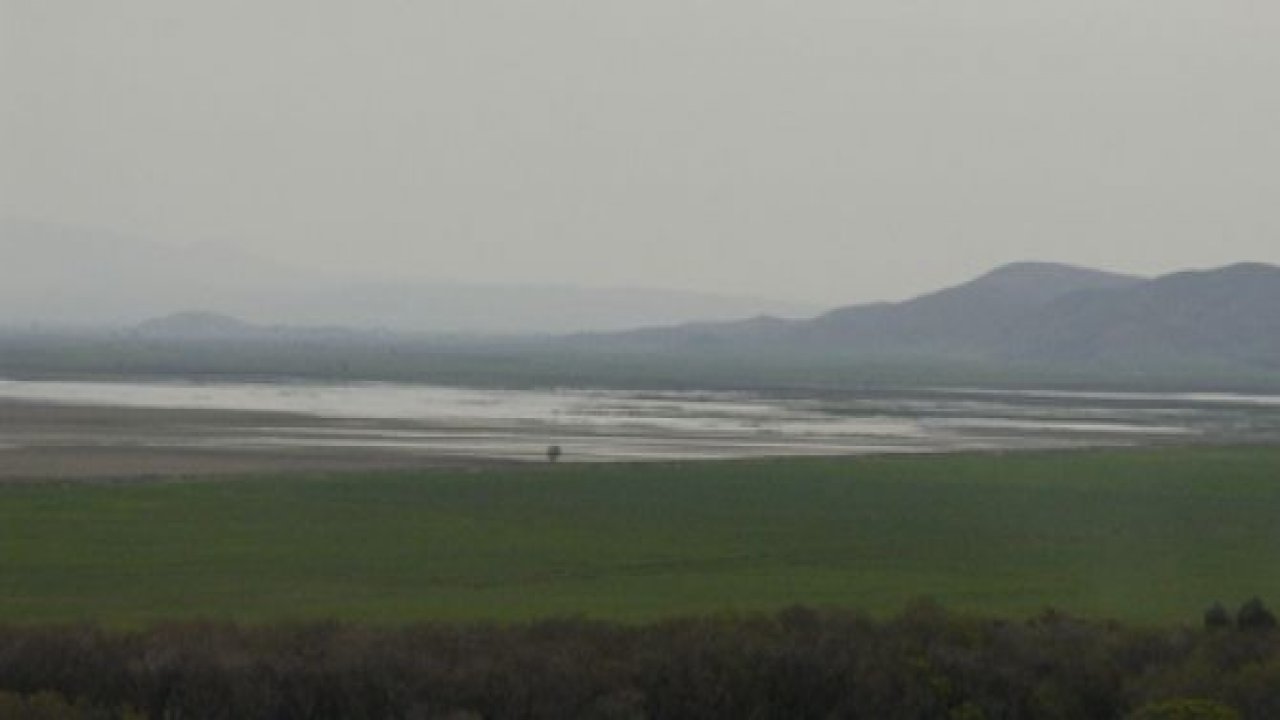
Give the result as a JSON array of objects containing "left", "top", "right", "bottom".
[{"left": 0, "top": 602, "right": 1277, "bottom": 719}]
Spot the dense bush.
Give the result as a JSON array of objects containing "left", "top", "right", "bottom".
[
  {"left": 1235, "top": 598, "right": 1276, "bottom": 632},
  {"left": 0, "top": 604, "right": 1278, "bottom": 719}
]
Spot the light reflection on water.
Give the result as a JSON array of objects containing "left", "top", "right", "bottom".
[
  {"left": 947, "top": 387, "right": 1280, "bottom": 407},
  {"left": 1, "top": 378, "right": 1276, "bottom": 462}
]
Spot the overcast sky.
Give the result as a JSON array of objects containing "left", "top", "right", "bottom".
[{"left": 4, "top": 1, "right": 1278, "bottom": 305}]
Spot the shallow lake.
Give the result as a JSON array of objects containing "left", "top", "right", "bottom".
[{"left": 3, "top": 378, "right": 1278, "bottom": 463}]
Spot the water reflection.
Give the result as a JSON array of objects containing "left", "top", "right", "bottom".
[{"left": 1, "top": 378, "right": 1276, "bottom": 462}]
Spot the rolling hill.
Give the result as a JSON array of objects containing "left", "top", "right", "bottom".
[{"left": 571, "top": 261, "right": 1280, "bottom": 375}]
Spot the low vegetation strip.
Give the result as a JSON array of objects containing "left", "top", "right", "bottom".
[
  {"left": 0, "top": 604, "right": 1277, "bottom": 719},
  {"left": 1, "top": 448, "right": 1279, "bottom": 625}
]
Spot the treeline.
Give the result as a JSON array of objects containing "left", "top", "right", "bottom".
[{"left": 0, "top": 601, "right": 1277, "bottom": 719}]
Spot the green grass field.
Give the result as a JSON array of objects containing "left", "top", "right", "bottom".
[{"left": 3, "top": 447, "right": 1279, "bottom": 626}]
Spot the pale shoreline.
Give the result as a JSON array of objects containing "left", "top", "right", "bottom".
[
  {"left": 0, "top": 396, "right": 929, "bottom": 482},
  {"left": 4, "top": 374, "right": 1275, "bottom": 482},
  {"left": 0, "top": 399, "right": 520, "bottom": 482}
]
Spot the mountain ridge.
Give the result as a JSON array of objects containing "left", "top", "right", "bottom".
[{"left": 570, "top": 261, "right": 1280, "bottom": 375}]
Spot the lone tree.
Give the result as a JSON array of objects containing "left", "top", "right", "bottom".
[
  {"left": 546, "top": 444, "right": 562, "bottom": 463},
  {"left": 1236, "top": 597, "right": 1276, "bottom": 631}
]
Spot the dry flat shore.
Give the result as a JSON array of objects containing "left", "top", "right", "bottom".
[{"left": 0, "top": 400, "right": 514, "bottom": 482}]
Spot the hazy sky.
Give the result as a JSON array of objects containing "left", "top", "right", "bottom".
[{"left": 4, "top": 1, "right": 1279, "bottom": 305}]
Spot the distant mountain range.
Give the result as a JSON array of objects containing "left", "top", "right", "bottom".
[
  {"left": 7, "top": 218, "right": 1278, "bottom": 381},
  {"left": 127, "top": 260, "right": 1280, "bottom": 377},
  {"left": 0, "top": 219, "right": 818, "bottom": 334},
  {"left": 571, "top": 261, "right": 1280, "bottom": 374}
]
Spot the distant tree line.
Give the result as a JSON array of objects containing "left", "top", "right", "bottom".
[{"left": 0, "top": 600, "right": 1277, "bottom": 719}]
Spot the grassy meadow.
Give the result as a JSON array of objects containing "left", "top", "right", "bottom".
[{"left": 2, "top": 447, "right": 1279, "bottom": 626}]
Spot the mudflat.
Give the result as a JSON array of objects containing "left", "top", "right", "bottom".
[
  {"left": 7, "top": 377, "right": 1280, "bottom": 481},
  {"left": 0, "top": 399, "right": 514, "bottom": 482}
]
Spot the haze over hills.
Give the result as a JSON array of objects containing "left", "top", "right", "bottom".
[
  {"left": 90, "top": 255, "right": 1280, "bottom": 379},
  {"left": 134, "top": 311, "right": 260, "bottom": 339},
  {"left": 132, "top": 310, "right": 400, "bottom": 344},
  {"left": 806, "top": 262, "right": 1144, "bottom": 354},
  {"left": 6, "top": 218, "right": 1278, "bottom": 385},
  {"left": 0, "top": 219, "right": 818, "bottom": 334},
  {"left": 572, "top": 261, "right": 1280, "bottom": 374},
  {"left": 569, "top": 262, "right": 1143, "bottom": 348},
  {"left": 1009, "top": 263, "right": 1280, "bottom": 369}
]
